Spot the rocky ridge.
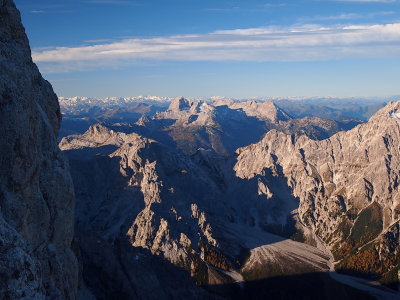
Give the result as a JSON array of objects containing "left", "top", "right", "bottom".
[
  {"left": 62, "top": 126, "right": 335, "bottom": 297},
  {"left": 235, "top": 101, "right": 400, "bottom": 287},
  {"left": 0, "top": 1, "right": 77, "bottom": 299},
  {"left": 140, "top": 96, "right": 363, "bottom": 155},
  {"left": 59, "top": 95, "right": 364, "bottom": 149},
  {"left": 60, "top": 119, "right": 380, "bottom": 298}
]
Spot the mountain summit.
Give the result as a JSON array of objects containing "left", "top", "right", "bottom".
[{"left": 168, "top": 96, "right": 192, "bottom": 112}]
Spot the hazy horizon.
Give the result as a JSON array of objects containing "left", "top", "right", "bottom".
[{"left": 57, "top": 94, "right": 399, "bottom": 100}]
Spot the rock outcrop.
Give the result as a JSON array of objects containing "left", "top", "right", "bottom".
[
  {"left": 235, "top": 101, "right": 400, "bottom": 287},
  {"left": 168, "top": 96, "right": 192, "bottom": 112},
  {"left": 219, "top": 100, "right": 291, "bottom": 123},
  {"left": 0, "top": 1, "right": 78, "bottom": 298}
]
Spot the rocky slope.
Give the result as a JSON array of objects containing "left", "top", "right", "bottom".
[
  {"left": 61, "top": 121, "right": 375, "bottom": 298},
  {"left": 235, "top": 101, "right": 400, "bottom": 289},
  {"left": 0, "top": 0, "right": 77, "bottom": 299}
]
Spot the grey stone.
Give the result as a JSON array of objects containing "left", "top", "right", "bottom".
[{"left": 0, "top": 1, "right": 78, "bottom": 298}]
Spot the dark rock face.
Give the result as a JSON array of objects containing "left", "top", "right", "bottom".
[{"left": 0, "top": 1, "right": 78, "bottom": 299}]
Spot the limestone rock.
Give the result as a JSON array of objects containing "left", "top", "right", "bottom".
[
  {"left": 168, "top": 96, "right": 192, "bottom": 112},
  {"left": 0, "top": 1, "right": 78, "bottom": 298},
  {"left": 222, "top": 100, "right": 292, "bottom": 122},
  {"left": 235, "top": 101, "right": 400, "bottom": 282}
]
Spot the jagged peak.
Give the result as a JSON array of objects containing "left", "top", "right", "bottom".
[
  {"left": 229, "top": 100, "right": 292, "bottom": 122},
  {"left": 168, "top": 96, "right": 191, "bottom": 112},
  {"left": 135, "top": 115, "right": 151, "bottom": 126},
  {"left": 87, "top": 123, "right": 112, "bottom": 135},
  {"left": 59, "top": 122, "right": 145, "bottom": 151},
  {"left": 369, "top": 100, "right": 400, "bottom": 121},
  {"left": 241, "top": 100, "right": 400, "bottom": 159}
]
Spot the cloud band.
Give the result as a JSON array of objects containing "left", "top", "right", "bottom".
[{"left": 33, "top": 23, "right": 400, "bottom": 73}]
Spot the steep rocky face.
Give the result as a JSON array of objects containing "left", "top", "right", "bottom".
[
  {"left": 61, "top": 123, "right": 376, "bottom": 299},
  {"left": 235, "top": 101, "right": 400, "bottom": 287},
  {"left": 61, "top": 124, "right": 302, "bottom": 247},
  {"left": 61, "top": 126, "right": 223, "bottom": 298},
  {"left": 168, "top": 96, "right": 193, "bottom": 112},
  {"left": 0, "top": 1, "right": 78, "bottom": 299},
  {"left": 218, "top": 100, "right": 292, "bottom": 123}
]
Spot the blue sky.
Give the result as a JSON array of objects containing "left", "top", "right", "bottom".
[{"left": 14, "top": 0, "right": 400, "bottom": 98}]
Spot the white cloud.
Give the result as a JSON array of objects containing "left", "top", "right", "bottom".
[{"left": 33, "top": 23, "right": 400, "bottom": 73}]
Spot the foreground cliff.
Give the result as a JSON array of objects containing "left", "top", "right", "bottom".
[{"left": 0, "top": 0, "right": 78, "bottom": 298}]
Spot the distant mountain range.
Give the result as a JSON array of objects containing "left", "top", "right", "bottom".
[
  {"left": 58, "top": 95, "right": 389, "bottom": 140},
  {"left": 60, "top": 96, "right": 400, "bottom": 299},
  {"left": 60, "top": 97, "right": 364, "bottom": 155}
]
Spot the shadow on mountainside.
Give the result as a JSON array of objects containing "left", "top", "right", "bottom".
[
  {"left": 65, "top": 142, "right": 329, "bottom": 296},
  {"left": 145, "top": 105, "right": 268, "bottom": 155},
  {"left": 213, "top": 105, "right": 268, "bottom": 154},
  {"left": 63, "top": 123, "right": 395, "bottom": 299},
  {"left": 66, "top": 150, "right": 145, "bottom": 237},
  {"left": 75, "top": 227, "right": 216, "bottom": 300},
  {"left": 206, "top": 272, "right": 377, "bottom": 300},
  {"left": 63, "top": 145, "right": 119, "bottom": 160},
  {"left": 75, "top": 223, "right": 378, "bottom": 300}
]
